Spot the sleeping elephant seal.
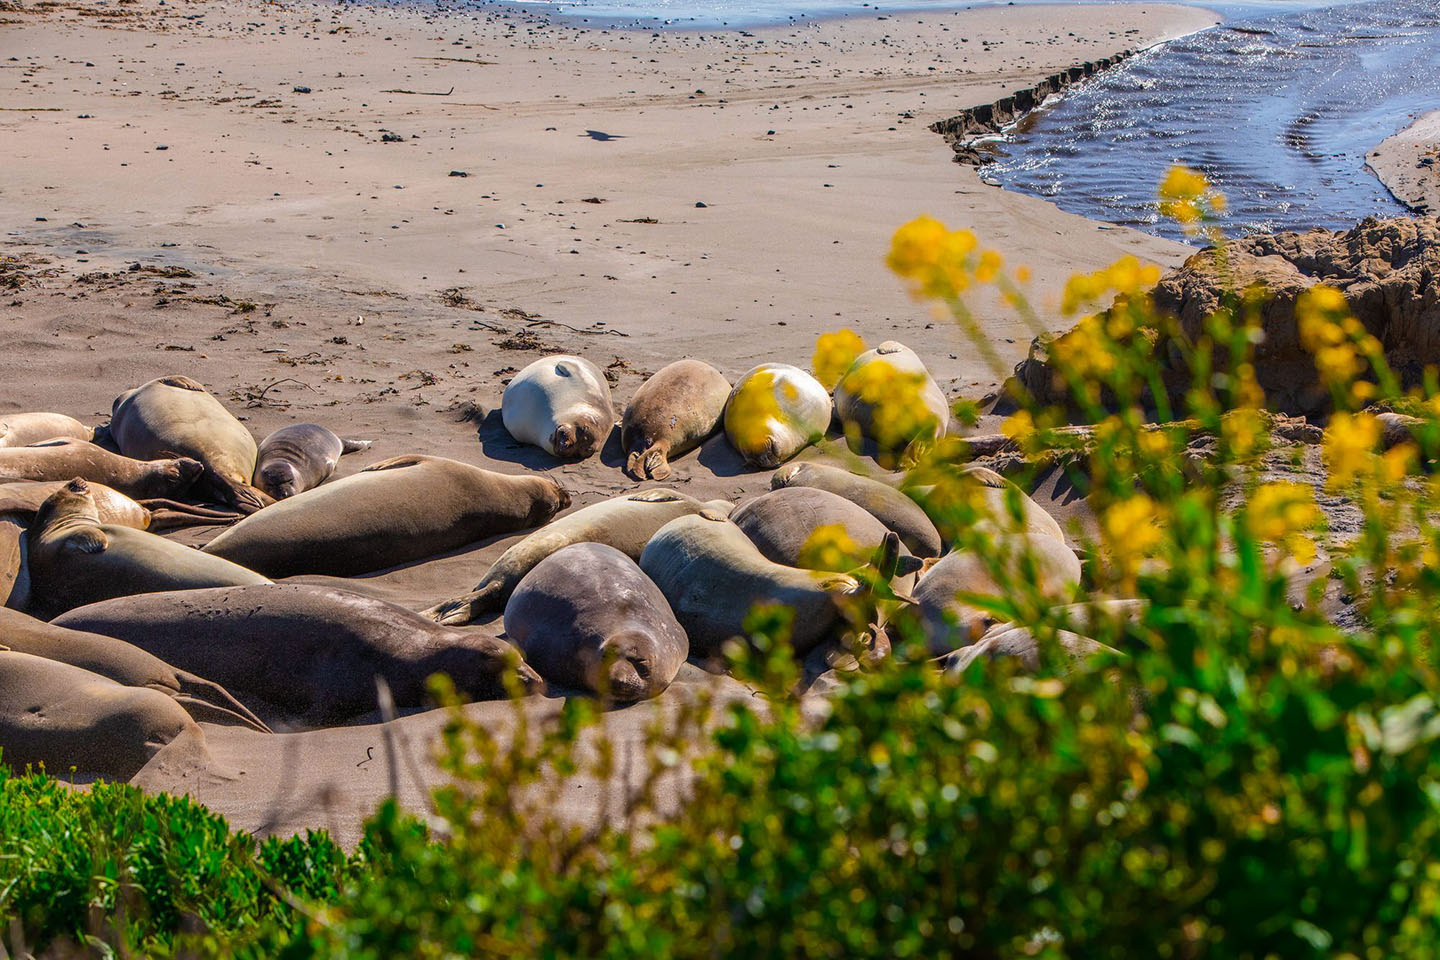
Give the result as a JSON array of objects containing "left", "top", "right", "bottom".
[
  {"left": 771, "top": 461, "right": 942, "bottom": 557},
  {"left": 0, "top": 650, "right": 210, "bottom": 781},
  {"left": 0, "top": 607, "right": 267, "bottom": 731},
  {"left": 55, "top": 583, "right": 544, "bottom": 727},
  {"left": 724, "top": 363, "right": 832, "bottom": 469},
  {"left": 906, "top": 465, "right": 1065, "bottom": 544},
  {"left": 505, "top": 543, "right": 687, "bottom": 701},
  {"left": 0, "top": 479, "right": 239, "bottom": 532},
  {"left": 425, "top": 487, "right": 731, "bottom": 626},
  {"left": 24, "top": 479, "right": 270, "bottom": 620},
  {"left": 912, "top": 533, "right": 1082, "bottom": 655},
  {"left": 731, "top": 486, "right": 922, "bottom": 577},
  {"left": 502, "top": 355, "right": 616, "bottom": 460},
  {"left": 107, "top": 376, "right": 271, "bottom": 513},
  {"left": 0, "top": 439, "right": 202, "bottom": 501},
  {"left": 833, "top": 341, "right": 950, "bottom": 466},
  {"left": 253, "top": 423, "right": 372, "bottom": 500},
  {"left": 640, "top": 511, "right": 894, "bottom": 660},
  {"left": 622, "top": 359, "right": 731, "bottom": 480},
  {"left": 203, "top": 455, "right": 569, "bottom": 578},
  {"left": 0, "top": 412, "right": 94, "bottom": 448}
]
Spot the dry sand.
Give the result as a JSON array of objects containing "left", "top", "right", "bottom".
[
  {"left": 0, "top": 0, "right": 1218, "bottom": 842},
  {"left": 1370, "top": 110, "right": 1440, "bottom": 216}
]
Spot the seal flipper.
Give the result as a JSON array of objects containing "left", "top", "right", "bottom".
[
  {"left": 137, "top": 499, "right": 244, "bottom": 532},
  {"left": 423, "top": 580, "right": 506, "bottom": 626},
  {"left": 628, "top": 488, "right": 683, "bottom": 503},
  {"left": 62, "top": 527, "right": 109, "bottom": 555},
  {"left": 156, "top": 375, "right": 209, "bottom": 393},
  {"left": 643, "top": 448, "right": 671, "bottom": 480},
  {"left": 168, "top": 670, "right": 272, "bottom": 733},
  {"left": 362, "top": 454, "right": 431, "bottom": 473},
  {"left": 204, "top": 472, "right": 273, "bottom": 515},
  {"left": 340, "top": 438, "right": 373, "bottom": 455}
]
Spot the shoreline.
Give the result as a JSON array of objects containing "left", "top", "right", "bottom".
[{"left": 1368, "top": 110, "right": 1440, "bottom": 217}]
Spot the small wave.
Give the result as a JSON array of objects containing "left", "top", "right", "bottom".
[{"left": 985, "top": 0, "right": 1440, "bottom": 241}]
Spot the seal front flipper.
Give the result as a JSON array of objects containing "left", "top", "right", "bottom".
[
  {"left": 137, "top": 499, "right": 243, "bottom": 532},
  {"left": 156, "top": 375, "right": 208, "bottom": 393},
  {"left": 63, "top": 527, "right": 109, "bottom": 555},
  {"left": 361, "top": 454, "right": 431, "bottom": 473},
  {"left": 628, "top": 488, "right": 684, "bottom": 503}
]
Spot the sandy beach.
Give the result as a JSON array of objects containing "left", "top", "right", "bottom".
[
  {"left": 1, "top": 0, "right": 1217, "bottom": 843},
  {"left": 1370, "top": 110, "right": 1440, "bottom": 216}
]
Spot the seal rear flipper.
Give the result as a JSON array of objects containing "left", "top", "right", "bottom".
[
  {"left": 628, "top": 487, "right": 683, "bottom": 503},
  {"left": 422, "top": 581, "right": 506, "bottom": 625},
  {"left": 624, "top": 449, "right": 648, "bottom": 481},
  {"left": 643, "top": 449, "right": 672, "bottom": 480},
  {"left": 340, "top": 438, "right": 374, "bottom": 455},
  {"left": 168, "top": 688, "right": 273, "bottom": 734},
  {"left": 138, "top": 499, "right": 244, "bottom": 532},
  {"left": 204, "top": 473, "right": 273, "bottom": 515}
]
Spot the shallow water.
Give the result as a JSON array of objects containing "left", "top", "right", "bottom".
[{"left": 983, "top": 0, "right": 1440, "bottom": 242}]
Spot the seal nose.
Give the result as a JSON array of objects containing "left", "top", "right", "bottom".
[
  {"left": 604, "top": 658, "right": 649, "bottom": 702},
  {"left": 552, "top": 423, "right": 577, "bottom": 456}
]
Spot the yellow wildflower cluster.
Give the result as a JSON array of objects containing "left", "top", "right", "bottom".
[
  {"left": 1245, "top": 482, "right": 1322, "bottom": 564},
  {"left": 839, "top": 359, "right": 942, "bottom": 462},
  {"left": 724, "top": 368, "right": 792, "bottom": 457},
  {"left": 1322, "top": 411, "right": 1415, "bottom": 491},
  {"left": 1050, "top": 314, "right": 1119, "bottom": 382},
  {"left": 887, "top": 216, "right": 1004, "bottom": 301},
  {"left": 1101, "top": 494, "right": 1164, "bottom": 583},
  {"left": 812, "top": 330, "right": 867, "bottom": 391},
  {"left": 1157, "top": 165, "right": 1226, "bottom": 230},
  {"left": 798, "top": 523, "right": 868, "bottom": 573},
  {"left": 1296, "top": 285, "right": 1377, "bottom": 401},
  {"left": 1060, "top": 256, "right": 1163, "bottom": 317}
]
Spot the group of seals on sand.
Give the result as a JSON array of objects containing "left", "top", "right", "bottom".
[{"left": 1, "top": 345, "right": 1099, "bottom": 783}]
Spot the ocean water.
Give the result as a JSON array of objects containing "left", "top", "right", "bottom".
[{"left": 982, "top": 0, "right": 1440, "bottom": 241}]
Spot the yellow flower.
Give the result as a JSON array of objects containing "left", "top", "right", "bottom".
[
  {"left": 1245, "top": 482, "right": 1322, "bottom": 564},
  {"left": 1000, "top": 409, "right": 1035, "bottom": 442},
  {"left": 1102, "top": 494, "right": 1163, "bottom": 580},
  {"left": 1297, "top": 285, "right": 1367, "bottom": 390},
  {"left": 812, "top": 330, "right": 866, "bottom": 391},
  {"left": 886, "top": 217, "right": 978, "bottom": 300},
  {"left": 1323, "top": 411, "right": 1381, "bottom": 490},
  {"left": 974, "top": 249, "right": 1004, "bottom": 285},
  {"left": 798, "top": 524, "right": 867, "bottom": 572},
  {"left": 1137, "top": 429, "right": 1173, "bottom": 461},
  {"left": 1051, "top": 315, "right": 1118, "bottom": 380},
  {"left": 1157, "top": 165, "right": 1226, "bottom": 232},
  {"left": 837, "top": 359, "right": 940, "bottom": 459}
]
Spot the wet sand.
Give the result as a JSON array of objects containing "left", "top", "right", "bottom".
[{"left": 1370, "top": 110, "right": 1440, "bottom": 216}]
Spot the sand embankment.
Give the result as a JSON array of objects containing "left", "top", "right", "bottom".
[
  {"left": 0, "top": 0, "right": 1216, "bottom": 843},
  {"left": 1369, "top": 111, "right": 1440, "bottom": 216}
]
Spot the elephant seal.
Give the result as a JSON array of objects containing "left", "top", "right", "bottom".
[
  {"left": 55, "top": 584, "right": 544, "bottom": 727},
  {"left": 505, "top": 543, "right": 688, "bottom": 701},
  {"left": 0, "top": 479, "right": 239, "bottom": 532},
  {"left": 833, "top": 341, "right": 950, "bottom": 466},
  {"left": 724, "top": 363, "right": 832, "bottom": 469},
  {"left": 0, "top": 438, "right": 202, "bottom": 501},
  {"left": 911, "top": 533, "right": 1082, "bottom": 655},
  {"left": 107, "top": 376, "right": 272, "bottom": 513},
  {"left": 0, "top": 650, "right": 210, "bottom": 781},
  {"left": 0, "top": 607, "right": 267, "bottom": 731},
  {"left": 771, "top": 461, "right": 942, "bottom": 557},
  {"left": 203, "top": 455, "right": 569, "bottom": 578},
  {"left": 426, "top": 487, "right": 731, "bottom": 626},
  {"left": 24, "top": 479, "right": 270, "bottom": 620},
  {"left": 502, "top": 355, "right": 616, "bottom": 460},
  {"left": 253, "top": 423, "right": 372, "bottom": 500},
  {"left": 938, "top": 625, "right": 1120, "bottom": 676},
  {"left": 640, "top": 511, "right": 895, "bottom": 660},
  {"left": 622, "top": 359, "right": 731, "bottom": 480},
  {"left": 907, "top": 465, "right": 1065, "bottom": 544},
  {"left": 731, "top": 486, "right": 922, "bottom": 577},
  {"left": 1, "top": 516, "right": 22, "bottom": 609},
  {"left": 0, "top": 412, "right": 94, "bottom": 448}
]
